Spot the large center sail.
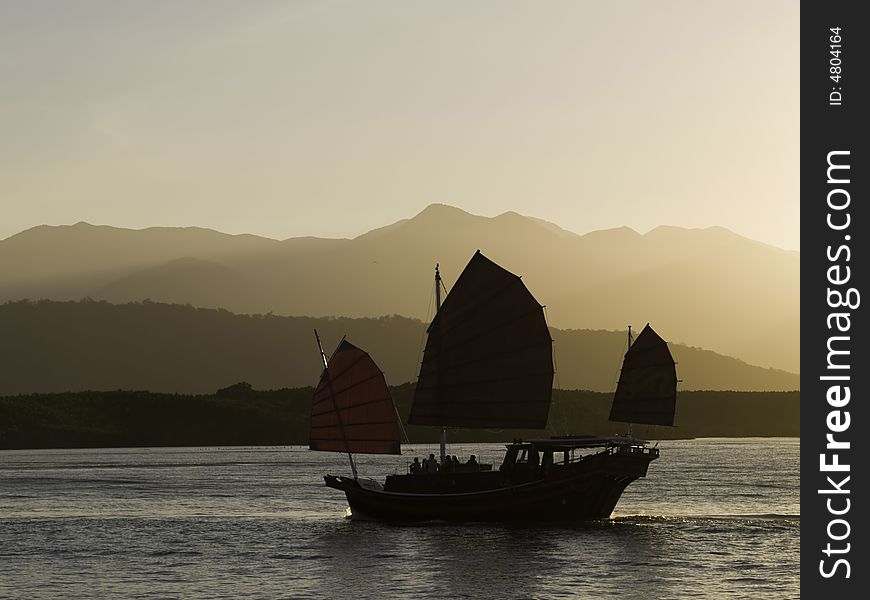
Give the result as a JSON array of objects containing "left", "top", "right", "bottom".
[
  {"left": 608, "top": 324, "right": 677, "bottom": 426},
  {"left": 409, "top": 250, "right": 554, "bottom": 429},
  {"left": 310, "top": 339, "right": 401, "bottom": 455}
]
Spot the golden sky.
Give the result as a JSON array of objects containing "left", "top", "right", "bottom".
[{"left": 0, "top": 1, "right": 799, "bottom": 249}]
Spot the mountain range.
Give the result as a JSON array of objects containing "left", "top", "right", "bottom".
[{"left": 0, "top": 204, "right": 799, "bottom": 372}]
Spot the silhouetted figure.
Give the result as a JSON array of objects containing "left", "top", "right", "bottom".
[
  {"left": 541, "top": 451, "right": 553, "bottom": 475},
  {"left": 410, "top": 457, "right": 422, "bottom": 475},
  {"left": 441, "top": 455, "right": 454, "bottom": 473},
  {"left": 426, "top": 453, "right": 439, "bottom": 474},
  {"left": 452, "top": 455, "right": 460, "bottom": 470},
  {"left": 466, "top": 454, "right": 480, "bottom": 471},
  {"left": 499, "top": 446, "right": 518, "bottom": 472},
  {"left": 529, "top": 449, "right": 539, "bottom": 469}
]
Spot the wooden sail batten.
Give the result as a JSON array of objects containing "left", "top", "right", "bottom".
[
  {"left": 311, "top": 394, "right": 393, "bottom": 417},
  {"left": 619, "top": 353, "right": 677, "bottom": 366},
  {"left": 314, "top": 351, "right": 368, "bottom": 384},
  {"left": 426, "top": 277, "right": 525, "bottom": 336},
  {"left": 311, "top": 420, "right": 401, "bottom": 429},
  {"left": 311, "top": 397, "right": 392, "bottom": 418},
  {"left": 405, "top": 416, "right": 543, "bottom": 425},
  {"left": 424, "top": 311, "right": 553, "bottom": 354},
  {"left": 608, "top": 410, "right": 673, "bottom": 419},
  {"left": 620, "top": 360, "right": 678, "bottom": 367},
  {"left": 413, "top": 370, "right": 556, "bottom": 393},
  {"left": 312, "top": 436, "right": 403, "bottom": 442},
  {"left": 409, "top": 409, "right": 549, "bottom": 422},
  {"left": 309, "top": 437, "right": 398, "bottom": 442},
  {"left": 404, "top": 414, "right": 549, "bottom": 428},
  {"left": 418, "top": 338, "right": 553, "bottom": 372},
  {"left": 408, "top": 392, "right": 557, "bottom": 406},
  {"left": 311, "top": 372, "right": 390, "bottom": 410},
  {"left": 419, "top": 312, "right": 551, "bottom": 360}
]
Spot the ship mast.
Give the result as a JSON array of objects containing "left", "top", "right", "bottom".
[
  {"left": 627, "top": 325, "right": 633, "bottom": 437},
  {"left": 435, "top": 264, "right": 447, "bottom": 463},
  {"left": 314, "top": 329, "right": 358, "bottom": 479}
]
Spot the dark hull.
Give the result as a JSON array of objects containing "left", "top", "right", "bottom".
[{"left": 324, "top": 447, "right": 656, "bottom": 522}]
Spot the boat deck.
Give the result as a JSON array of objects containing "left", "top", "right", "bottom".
[{"left": 383, "top": 443, "right": 658, "bottom": 494}]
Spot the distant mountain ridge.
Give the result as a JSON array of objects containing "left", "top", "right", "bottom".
[
  {"left": 0, "top": 204, "right": 799, "bottom": 371},
  {"left": 0, "top": 300, "right": 798, "bottom": 396}
]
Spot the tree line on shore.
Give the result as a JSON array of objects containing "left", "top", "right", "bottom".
[{"left": 0, "top": 382, "right": 799, "bottom": 450}]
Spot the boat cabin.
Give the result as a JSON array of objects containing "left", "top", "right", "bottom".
[{"left": 499, "top": 436, "right": 659, "bottom": 475}]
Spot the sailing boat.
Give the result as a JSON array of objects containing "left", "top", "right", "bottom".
[{"left": 310, "top": 250, "right": 677, "bottom": 521}]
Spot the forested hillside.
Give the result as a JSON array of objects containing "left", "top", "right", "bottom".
[{"left": 0, "top": 300, "right": 798, "bottom": 395}]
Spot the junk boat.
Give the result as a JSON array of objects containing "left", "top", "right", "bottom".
[{"left": 309, "top": 250, "right": 677, "bottom": 521}]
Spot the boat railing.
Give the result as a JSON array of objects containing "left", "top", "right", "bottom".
[
  {"left": 611, "top": 444, "right": 659, "bottom": 458},
  {"left": 553, "top": 442, "right": 656, "bottom": 465}
]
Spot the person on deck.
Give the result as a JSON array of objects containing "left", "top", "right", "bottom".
[
  {"left": 410, "top": 457, "right": 422, "bottom": 475},
  {"left": 465, "top": 454, "right": 480, "bottom": 471},
  {"left": 541, "top": 451, "right": 553, "bottom": 475},
  {"left": 426, "top": 453, "right": 439, "bottom": 474},
  {"left": 441, "top": 455, "right": 454, "bottom": 473},
  {"left": 529, "top": 449, "right": 540, "bottom": 469}
]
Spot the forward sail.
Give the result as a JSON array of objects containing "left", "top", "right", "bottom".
[
  {"left": 310, "top": 340, "right": 401, "bottom": 455},
  {"left": 409, "top": 250, "right": 554, "bottom": 429},
  {"left": 609, "top": 324, "right": 677, "bottom": 426}
]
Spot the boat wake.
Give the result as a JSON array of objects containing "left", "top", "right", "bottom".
[
  {"left": 613, "top": 513, "right": 799, "bottom": 523},
  {"left": 340, "top": 510, "right": 799, "bottom": 530},
  {"left": 609, "top": 514, "right": 800, "bottom": 532}
]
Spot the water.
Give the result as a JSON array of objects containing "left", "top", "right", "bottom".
[{"left": 0, "top": 439, "right": 798, "bottom": 599}]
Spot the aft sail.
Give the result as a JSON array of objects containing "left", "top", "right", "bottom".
[
  {"left": 609, "top": 324, "right": 677, "bottom": 426},
  {"left": 310, "top": 340, "right": 401, "bottom": 455},
  {"left": 409, "top": 250, "right": 554, "bottom": 429}
]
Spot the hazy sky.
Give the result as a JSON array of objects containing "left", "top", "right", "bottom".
[{"left": 0, "top": 1, "right": 799, "bottom": 249}]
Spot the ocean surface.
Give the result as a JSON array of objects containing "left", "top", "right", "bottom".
[{"left": 0, "top": 439, "right": 799, "bottom": 599}]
